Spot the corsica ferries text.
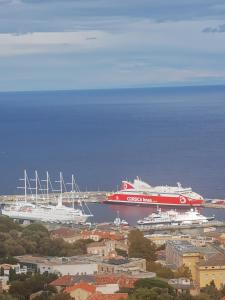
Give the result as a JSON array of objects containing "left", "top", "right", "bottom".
[{"left": 127, "top": 197, "right": 153, "bottom": 202}]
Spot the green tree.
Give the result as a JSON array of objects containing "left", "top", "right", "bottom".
[
  {"left": 0, "top": 256, "right": 19, "bottom": 265},
  {"left": 20, "top": 238, "right": 37, "bottom": 254},
  {"left": 134, "top": 278, "right": 174, "bottom": 294},
  {"left": 9, "top": 280, "right": 31, "bottom": 299},
  {"left": 177, "top": 291, "right": 195, "bottom": 300},
  {"left": 0, "top": 295, "right": 17, "bottom": 300},
  {"left": 31, "top": 292, "right": 73, "bottom": 300},
  {"left": 9, "top": 268, "right": 17, "bottom": 281},
  {"left": 9, "top": 229, "right": 20, "bottom": 239},
  {"left": 4, "top": 238, "right": 26, "bottom": 256},
  {"left": 0, "top": 266, "right": 4, "bottom": 276},
  {"left": 115, "top": 248, "right": 128, "bottom": 257},
  {"left": 0, "top": 242, "right": 6, "bottom": 256},
  {"left": 174, "top": 265, "right": 192, "bottom": 279},
  {"left": 0, "top": 216, "right": 21, "bottom": 233},
  {"left": 130, "top": 287, "right": 159, "bottom": 300},
  {"left": 49, "top": 293, "right": 73, "bottom": 300},
  {"left": 220, "top": 284, "right": 225, "bottom": 296},
  {"left": 128, "top": 230, "right": 157, "bottom": 261},
  {"left": 200, "top": 280, "right": 221, "bottom": 300},
  {"left": 23, "top": 223, "right": 49, "bottom": 234},
  {"left": 147, "top": 261, "right": 174, "bottom": 279},
  {"left": 0, "top": 216, "right": 88, "bottom": 257},
  {"left": 192, "top": 294, "right": 211, "bottom": 300},
  {"left": 157, "top": 294, "right": 174, "bottom": 300},
  {"left": 9, "top": 272, "right": 58, "bottom": 300}
]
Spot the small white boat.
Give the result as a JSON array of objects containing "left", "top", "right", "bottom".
[{"left": 113, "top": 211, "right": 129, "bottom": 226}]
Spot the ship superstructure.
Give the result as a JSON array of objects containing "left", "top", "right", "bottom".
[
  {"left": 2, "top": 170, "right": 93, "bottom": 224},
  {"left": 106, "top": 177, "right": 204, "bottom": 207}
]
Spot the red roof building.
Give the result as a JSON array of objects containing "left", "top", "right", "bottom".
[
  {"left": 64, "top": 282, "right": 97, "bottom": 300},
  {"left": 65, "top": 282, "right": 96, "bottom": 294},
  {"left": 50, "top": 275, "right": 75, "bottom": 292},
  {"left": 51, "top": 228, "right": 81, "bottom": 243},
  {"left": 95, "top": 275, "right": 137, "bottom": 289},
  {"left": 81, "top": 230, "right": 124, "bottom": 242},
  {"left": 87, "top": 292, "right": 128, "bottom": 300}
]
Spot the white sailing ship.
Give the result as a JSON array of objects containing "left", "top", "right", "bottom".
[{"left": 2, "top": 170, "right": 93, "bottom": 224}]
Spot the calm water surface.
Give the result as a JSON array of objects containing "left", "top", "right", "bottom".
[
  {"left": 88, "top": 203, "right": 224, "bottom": 225},
  {"left": 1, "top": 85, "right": 225, "bottom": 222}
]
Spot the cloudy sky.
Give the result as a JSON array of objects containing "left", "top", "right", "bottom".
[{"left": 0, "top": 0, "right": 225, "bottom": 91}]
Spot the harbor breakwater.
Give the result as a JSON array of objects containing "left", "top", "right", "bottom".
[{"left": 1, "top": 193, "right": 225, "bottom": 209}]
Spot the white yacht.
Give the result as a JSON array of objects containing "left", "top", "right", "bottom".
[{"left": 137, "top": 208, "right": 214, "bottom": 226}]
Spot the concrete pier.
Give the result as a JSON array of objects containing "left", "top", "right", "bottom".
[
  {"left": 0, "top": 191, "right": 106, "bottom": 205},
  {"left": 137, "top": 220, "right": 225, "bottom": 232}
]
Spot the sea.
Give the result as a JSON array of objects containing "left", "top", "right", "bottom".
[{"left": 1, "top": 85, "right": 225, "bottom": 224}]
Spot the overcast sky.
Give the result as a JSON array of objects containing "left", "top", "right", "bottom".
[{"left": 0, "top": 0, "right": 225, "bottom": 91}]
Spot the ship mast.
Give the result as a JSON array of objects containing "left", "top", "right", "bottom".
[
  {"left": 46, "top": 171, "right": 49, "bottom": 200},
  {"left": 71, "top": 174, "right": 75, "bottom": 193},
  {"left": 71, "top": 174, "right": 75, "bottom": 209},
  {"left": 30, "top": 170, "right": 39, "bottom": 204},
  {"left": 17, "top": 169, "right": 28, "bottom": 202},
  {"left": 55, "top": 172, "right": 64, "bottom": 207},
  {"left": 60, "top": 172, "right": 63, "bottom": 198},
  {"left": 66, "top": 174, "right": 76, "bottom": 209},
  {"left": 41, "top": 171, "right": 50, "bottom": 202},
  {"left": 35, "top": 170, "right": 38, "bottom": 204},
  {"left": 25, "top": 170, "right": 27, "bottom": 202}
]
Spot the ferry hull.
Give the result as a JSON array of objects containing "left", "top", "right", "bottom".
[{"left": 105, "top": 193, "right": 204, "bottom": 207}]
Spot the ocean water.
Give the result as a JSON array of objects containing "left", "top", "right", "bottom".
[{"left": 0, "top": 85, "right": 225, "bottom": 201}]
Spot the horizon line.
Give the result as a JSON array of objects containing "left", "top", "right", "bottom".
[{"left": 0, "top": 83, "right": 225, "bottom": 94}]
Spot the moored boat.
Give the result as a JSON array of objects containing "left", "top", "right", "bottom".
[
  {"left": 2, "top": 170, "right": 93, "bottom": 224},
  {"left": 113, "top": 211, "right": 129, "bottom": 226},
  {"left": 105, "top": 177, "right": 204, "bottom": 207},
  {"left": 137, "top": 208, "right": 214, "bottom": 226}
]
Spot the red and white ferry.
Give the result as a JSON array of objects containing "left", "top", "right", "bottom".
[{"left": 105, "top": 177, "right": 204, "bottom": 207}]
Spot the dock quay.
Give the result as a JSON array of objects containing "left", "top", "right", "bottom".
[
  {"left": 137, "top": 220, "right": 225, "bottom": 232},
  {"left": 202, "top": 202, "right": 225, "bottom": 209}
]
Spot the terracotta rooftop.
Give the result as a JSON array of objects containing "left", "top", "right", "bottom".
[
  {"left": 95, "top": 274, "right": 137, "bottom": 288},
  {"left": 87, "top": 292, "right": 128, "bottom": 300},
  {"left": 82, "top": 230, "right": 124, "bottom": 241},
  {"left": 50, "top": 275, "right": 75, "bottom": 287},
  {"left": 198, "top": 253, "right": 225, "bottom": 267},
  {"left": 50, "top": 275, "right": 96, "bottom": 287},
  {"left": 64, "top": 282, "right": 96, "bottom": 294}
]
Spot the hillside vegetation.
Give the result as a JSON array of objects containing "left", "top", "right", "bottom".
[{"left": 0, "top": 216, "right": 89, "bottom": 259}]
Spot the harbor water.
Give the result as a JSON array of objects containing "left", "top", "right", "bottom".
[
  {"left": 87, "top": 203, "right": 225, "bottom": 226},
  {"left": 1, "top": 85, "right": 225, "bottom": 223}
]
